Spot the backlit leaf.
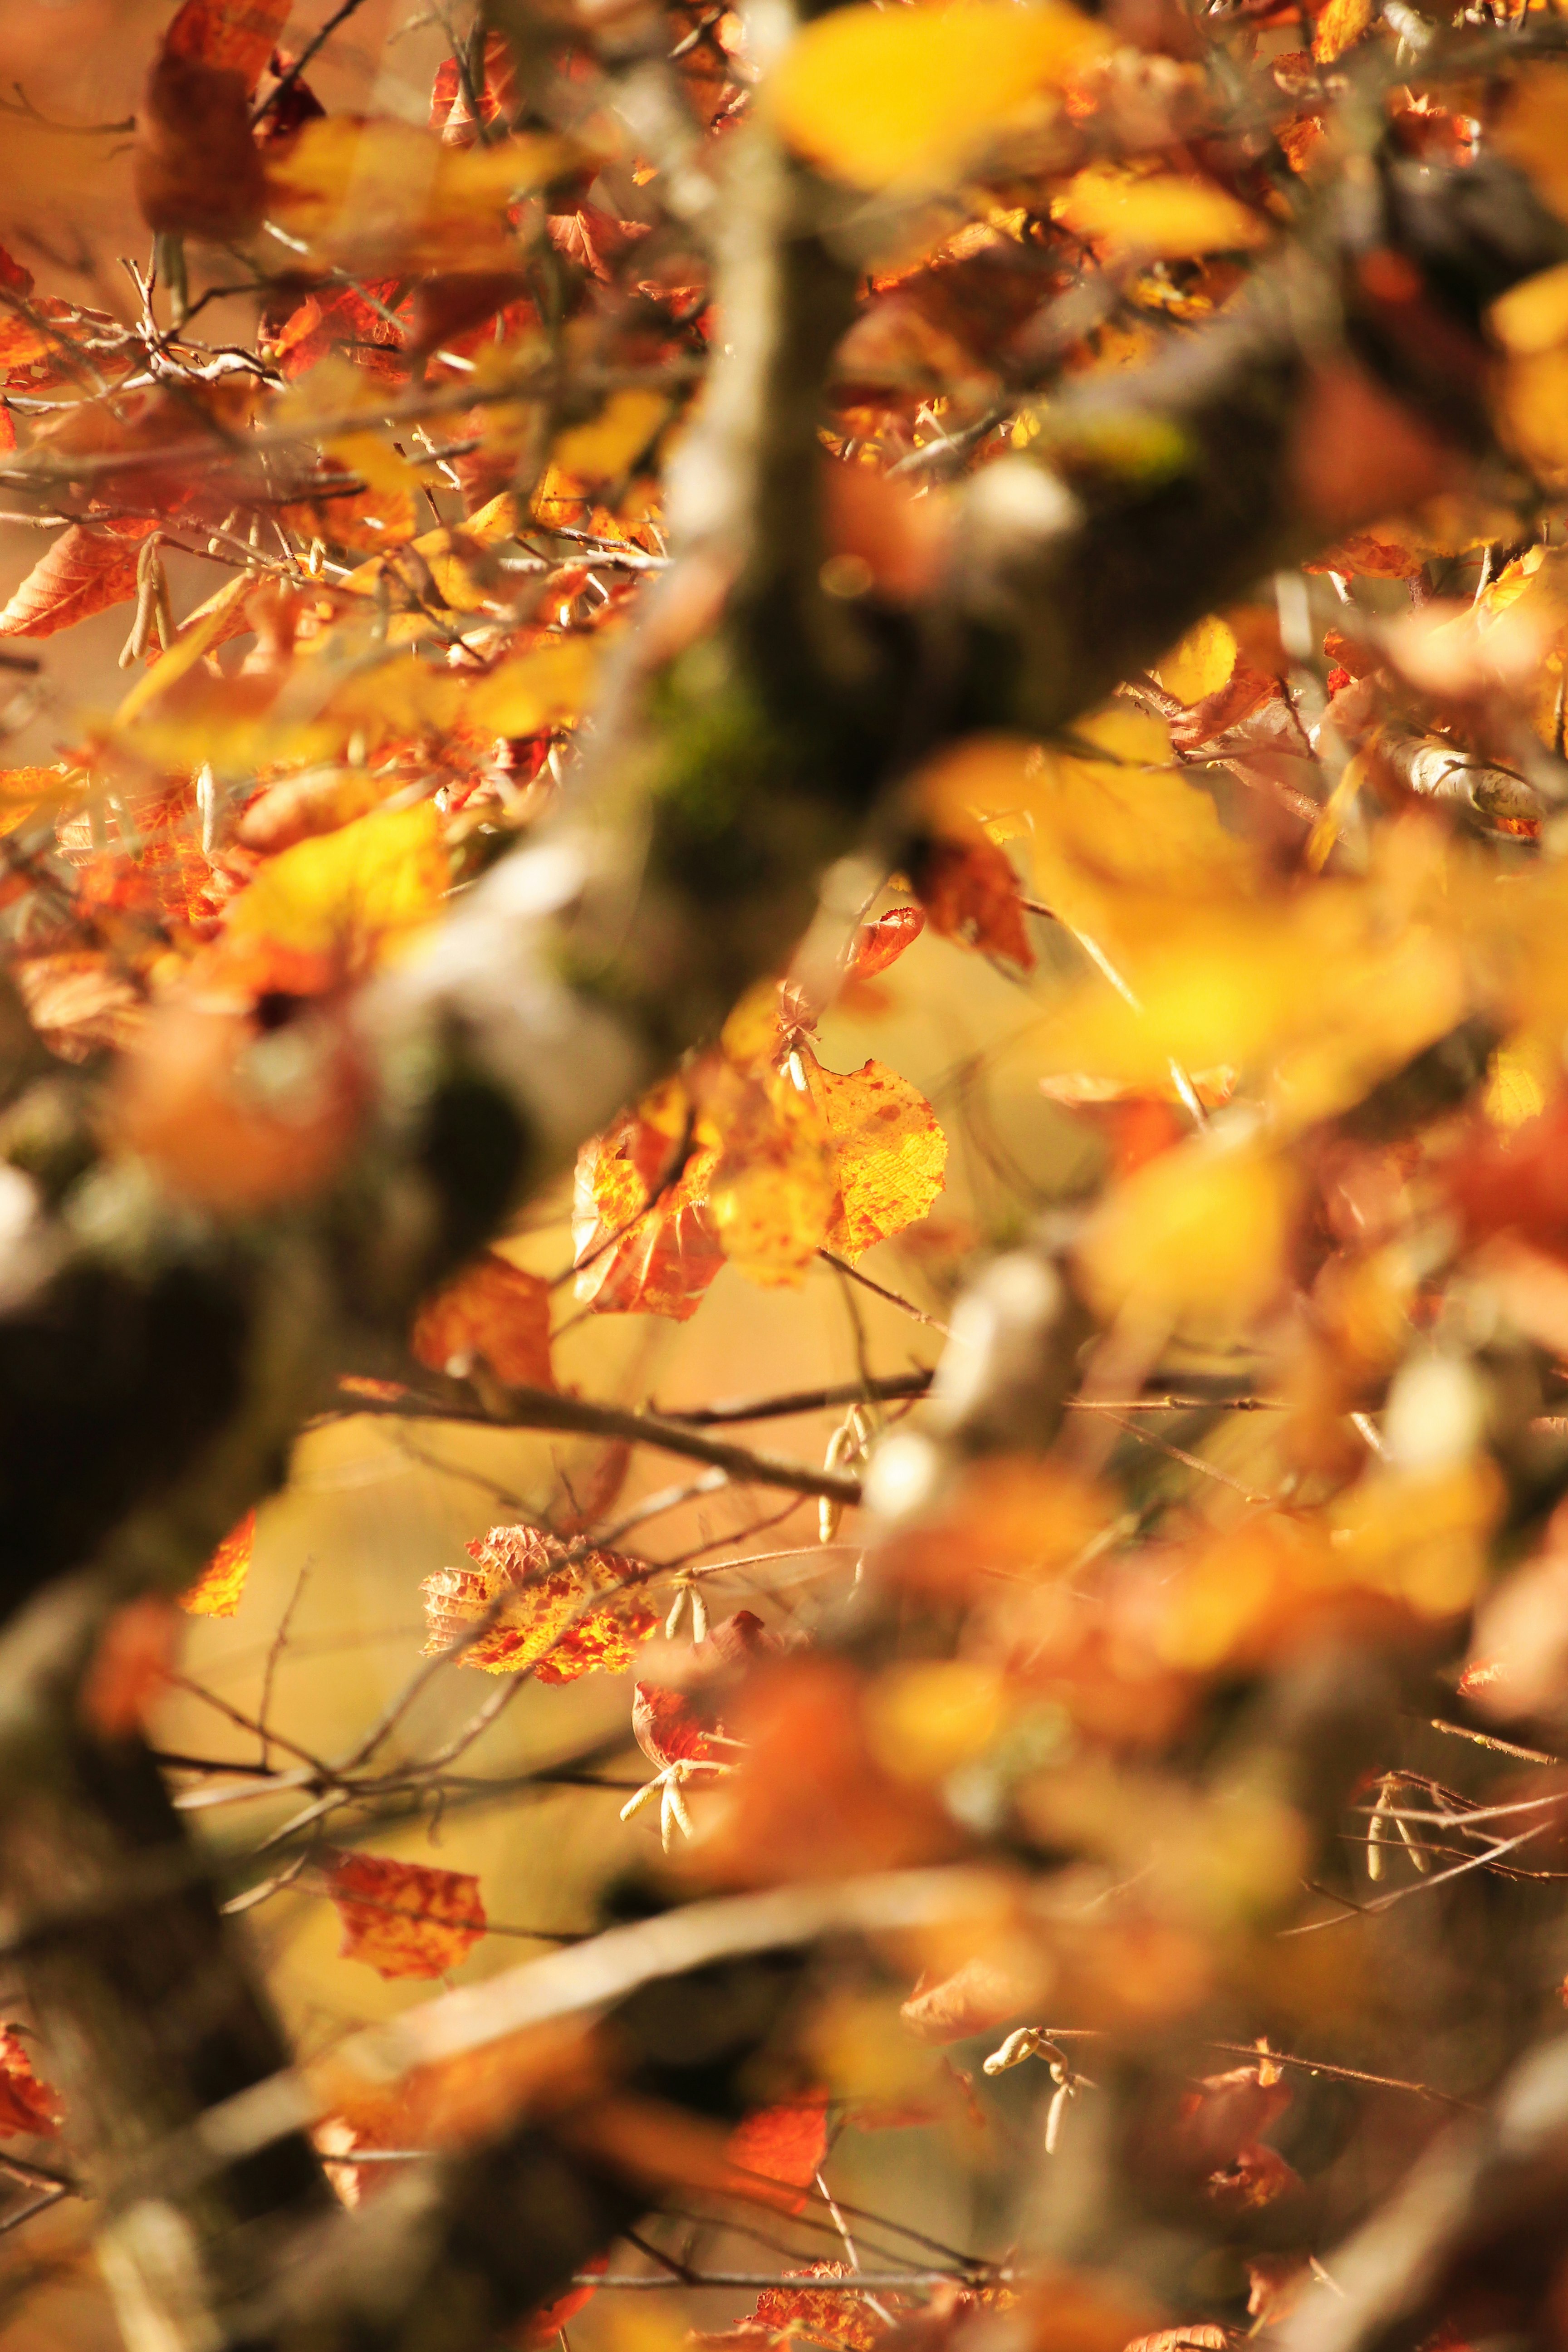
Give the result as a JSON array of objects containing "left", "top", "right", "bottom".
[
  {"left": 573, "top": 1075, "right": 725, "bottom": 1321},
  {"left": 412, "top": 1251, "right": 553, "bottom": 1389},
  {"left": 1074, "top": 1140, "right": 1296, "bottom": 1334},
  {"left": 0, "top": 2027, "right": 62, "bottom": 2139},
  {"left": 0, "top": 522, "right": 155, "bottom": 639},
  {"left": 771, "top": 0, "right": 1110, "bottom": 191},
  {"left": 817, "top": 1057, "right": 948, "bottom": 1263},
  {"left": 264, "top": 119, "right": 583, "bottom": 273},
  {"left": 725, "top": 2096, "right": 834, "bottom": 2215},
  {"left": 216, "top": 803, "right": 448, "bottom": 997},
  {"left": 324, "top": 1849, "right": 487, "bottom": 1981},
  {"left": 181, "top": 1509, "right": 255, "bottom": 1618},
  {"left": 1056, "top": 170, "right": 1267, "bottom": 259},
  {"left": 421, "top": 1521, "right": 660, "bottom": 1680}
]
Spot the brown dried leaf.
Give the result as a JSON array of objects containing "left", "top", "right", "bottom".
[
  {"left": 913, "top": 834, "right": 1034, "bottom": 969},
  {"left": 134, "top": 53, "right": 266, "bottom": 240}
]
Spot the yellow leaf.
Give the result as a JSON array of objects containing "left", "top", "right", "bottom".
[
  {"left": 1055, "top": 169, "right": 1267, "bottom": 259},
  {"left": 1489, "top": 260, "right": 1568, "bottom": 357},
  {"left": 1152, "top": 615, "right": 1237, "bottom": 706},
  {"left": 1498, "top": 348, "right": 1568, "bottom": 484},
  {"left": 114, "top": 569, "right": 254, "bottom": 731},
  {"left": 181, "top": 1509, "right": 255, "bottom": 1618},
  {"left": 1311, "top": 0, "right": 1372, "bottom": 64},
  {"left": 1497, "top": 65, "right": 1568, "bottom": 227},
  {"left": 771, "top": 0, "right": 1110, "bottom": 191},
  {"left": 264, "top": 118, "right": 583, "bottom": 272},
  {"left": 707, "top": 1062, "right": 837, "bottom": 1288},
  {"left": 816, "top": 1055, "right": 948, "bottom": 1263},
  {"left": 1075, "top": 1139, "right": 1296, "bottom": 1334},
  {"left": 463, "top": 637, "right": 598, "bottom": 736},
  {"left": 221, "top": 803, "right": 447, "bottom": 994},
  {"left": 548, "top": 390, "right": 671, "bottom": 494}
]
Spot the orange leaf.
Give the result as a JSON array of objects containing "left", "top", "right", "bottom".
[
  {"left": 421, "top": 1521, "right": 660, "bottom": 1680},
  {"left": 695, "top": 2260, "right": 890, "bottom": 2350},
  {"left": 725, "top": 2094, "right": 833, "bottom": 2215},
  {"left": 0, "top": 2027, "right": 62, "bottom": 2139},
  {"left": 0, "top": 521, "right": 156, "bottom": 640},
  {"left": 817, "top": 1057, "right": 947, "bottom": 1263},
  {"left": 79, "top": 1597, "right": 179, "bottom": 1739},
  {"left": 572, "top": 1075, "right": 725, "bottom": 1321},
  {"left": 913, "top": 834, "right": 1034, "bottom": 969},
  {"left": 430, "top": 31, "right": 518, "bottom": 146},
  {"left": 181, "top": 1510, "right": 255, "bottom": 1618},
  {"left": 324, "top": 1849, "right": 487, "bottom": 1981},
  {"left": 850, "top": 905, "right": 925, "bottom": 979},
  {"left": 412, "top": 1252, "right": 553, "bottom": 1389},
  {"left": 164, "top": 0, "right": 294, "bottom": 85},
  {"left": 515, "top": 2256, "right": 609, "bottom": 2347}
]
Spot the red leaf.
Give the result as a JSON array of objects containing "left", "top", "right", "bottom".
[
  {"left": 163, "top": 0, "right": 294, "bottom": 88},
  {"left": 324, "top": 1849, "right": 488, "bottom": 1980},
  {"left": 725, "top": 2092, "right": 832, "bottom": 2214},
  {"left": 632, "top": 1680, "right": 730, "bottom": 1770},
  {"left": 850, "top": 905, "right": 925, "bottom": 979},
  {"left": 0, "top": 521, "right": 156, "bottom": 640},
  {"left": 515, "top": 2255, "right": 609, "bottom": 2347},
  {"left": 0, "top": 2027, "right": 62, "bottom": 2139}
]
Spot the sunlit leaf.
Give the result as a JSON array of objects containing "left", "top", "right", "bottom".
[
  {"left": 771, "top": 0, "right": 1110, "bottom": 191},
  {"left": 216, "top": 803, "right": 448, "bottom": 997},
  {"left": 1055, "top": 169, "right": 1267, "bottom": 259},
  {"left": 573, "top": 1075, "right": 725, "bottom": 1321},
  {"left": 411, "top": 1251, "right": 553, "bottom": 1389},
  {"left": 817, "top": 1056, "right": 948, "bottom": 1263},
  {"left": 180, "top": 1508, "right": 255, "bottom": 1618},
  {"left": 324, "top": 1848, "right": 487, "bottom": 1981},
  {"left": 1074, "top": 1138, "right": 1296, "bottom": 1334},
  {"left": 0, "top": 2026, "right": 62, "bottom": 2140},
  {"left": 0, "top": 521, "right": 155, "bottom": 640},
  {"left": 264, "top": 119, "right": 585, "bottom": 273},
  {"left": 421, "top": 1521, "right": 660, "bottom": 1680}
]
